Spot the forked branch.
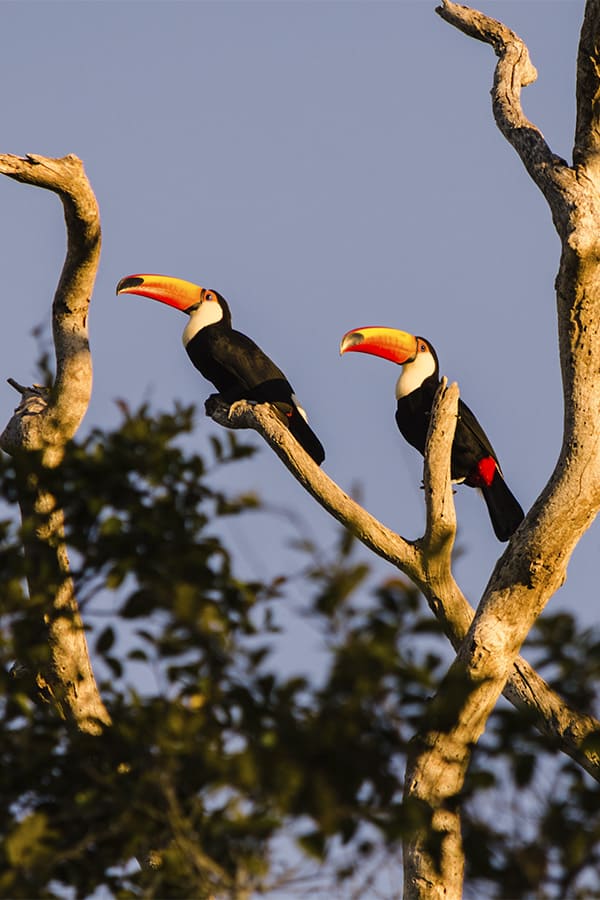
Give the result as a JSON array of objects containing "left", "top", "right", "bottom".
[
  {"left": 436, "top": 1, "right": 577, "bottom": 236},
  {"left": 206, "top": 395, "right": 600, "bottom": 782},
  {"left": 401, "top": 3, "right": 600, "bottom": 896},
  {"left": 0, "top": 154, "right": 100, "bottom": 462}
]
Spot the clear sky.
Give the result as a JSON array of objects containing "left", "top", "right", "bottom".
[{"left": 0, "top": 0, "right": 590, "bottom": 680}]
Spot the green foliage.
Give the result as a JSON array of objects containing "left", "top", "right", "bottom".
[
  {"left": 0, "top": 401, "right": 599, "bottom": 898},
  {"left": 461, "top": 614, "right": 600, "bottom": 900}
]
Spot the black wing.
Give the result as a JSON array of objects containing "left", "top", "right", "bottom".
[
  {"left": 454, "top": 397, "right": 501, "bottom": 469},
  {"left": 188, "top": 328, "right": 325, "bottom": 463},
  {"left": 186, "top": 327, "right": 292, "bottom": 404}
]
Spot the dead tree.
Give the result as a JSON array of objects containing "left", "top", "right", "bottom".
[
  {"left": 0, "top": 154, "right": 109, "bottom": 733},
  {"left": 209, "top": 2, "right": 600, "bottom": 895},
  {"left": 1, "top": 1, "right": 600, "bottom": 896}
]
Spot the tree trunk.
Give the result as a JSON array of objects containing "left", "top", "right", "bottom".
[{"left": 0, "top": 154, "right": 110, "bottom": 733}]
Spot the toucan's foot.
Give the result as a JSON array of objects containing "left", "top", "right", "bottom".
[{"left": 228, "top": 399, "right": 253, "bottom": 418}]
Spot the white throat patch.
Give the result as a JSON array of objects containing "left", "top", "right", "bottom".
[
  {"left": 395, "top": 350, "right": 436, "bottom": 399},
  {"left": 182, "top": 301, "right": 223, "bottom": 346}
]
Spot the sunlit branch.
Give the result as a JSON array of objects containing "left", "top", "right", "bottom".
[
  {"left": 436, "top": 1, "right": 576, "bottom": 236},
  {"left": 0, "top": 152, "right": 109, "bottom": 733},
  {"left": 206, "top": 395, "right": 600, "bottom": 782}
]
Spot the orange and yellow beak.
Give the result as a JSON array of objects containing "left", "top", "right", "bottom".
[
  {"left": 340, "top": 327, "right": 418, "bottom": 365},
  {"left": 116, "top": 274, "right": 203, "bottom": 312}
]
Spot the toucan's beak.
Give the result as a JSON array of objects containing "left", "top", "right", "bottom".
[
  {"left": 340, "top": 327, "right": 418, "bottom": 365},
  {"left": 116, "top": 274, "right": 202, "bottom": 312}
]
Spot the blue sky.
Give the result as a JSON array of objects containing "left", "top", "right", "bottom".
[{"left": 0, "top": 1, "right": 591, "bottom": 678}]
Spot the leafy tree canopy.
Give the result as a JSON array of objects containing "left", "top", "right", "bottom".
[{"left": 0, "top": 402, "right": 599, "bottom": 899}]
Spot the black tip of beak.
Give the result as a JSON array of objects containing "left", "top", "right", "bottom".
[
  {"left": 345, "top": 332, "right": 364, "bottom": 348},
  {"left": 116, "top": 275, "right": 144, "bottom": 295}
]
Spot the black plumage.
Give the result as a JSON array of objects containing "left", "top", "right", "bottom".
[
  {"left": 340, "top": 326, "right": 524, "bottom": 541},
  {"left": 185, "top": 294, "right": 325, "bottom": 464},
  {"left": 395, "top": 366, "right": 524, "bottom": 542},
  {"left": 117, "top": 275, "right": 324, "bottom": 465}
]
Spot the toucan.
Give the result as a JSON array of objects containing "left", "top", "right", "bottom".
[
  {"left": 339, "top": 327, "right": 524, "bottom": 541},
  {"left": 116, "top": 274, "right": 325, "bottom": 465}
]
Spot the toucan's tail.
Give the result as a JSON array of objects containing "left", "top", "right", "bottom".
[
  {"left": 245, "top": 380, "right": 325, "bottom": 465},
  {"left": 481, "top": 473, "right": 524, "bottom": 541},
  {"left": 288, "top": 409, "right": 325, "bottom": 465}
]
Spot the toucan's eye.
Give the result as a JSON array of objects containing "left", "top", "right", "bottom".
[
  {"left": 419, "top": 342, "right": 427, "bottom": 352},
  {"left": 205, "top": 291, "right": 216, "bottom": 302}
]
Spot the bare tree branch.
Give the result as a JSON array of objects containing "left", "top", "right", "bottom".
[
  {"left": 206, "top": 394, "right": 423, "bottom": 574},
  {"left": 421, "top": 378, "right": 458, "bottom": 555},
  {"left": 436, "top": 1, "right": 578, "bottom": 237},
  {"left": 574, "top": 0, "right": 600, "bottom": 172},
  {"left": 399, "top": 4, "right": 600, "bottom": 895},
  {"left": 0, "top": 153, "right": 109, "bottom": 733},
  {"left": 0, "top": 154, "right": 100, "bottom": 462},
  {"left": 206, "top": 397, "right": 600, "bottom": 782},
  {"left": 207, "top": 11, "right": 600, "bottom": 868}
]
